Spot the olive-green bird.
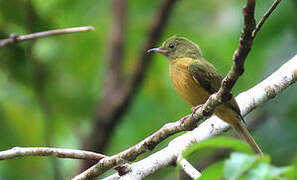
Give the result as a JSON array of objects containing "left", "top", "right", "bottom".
[{"left": 148, "top": 36, "right": 262, "bottom": 154}]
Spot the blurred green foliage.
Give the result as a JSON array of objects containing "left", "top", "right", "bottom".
[
  {"left": 182, "top": 137, "right": 295, "bottom": 180},
  {"left": 224, "top": 152, "right": 294, "bottom": 180},
  {"left": 0, "top": 0, "right": 296, "bottom": 179}
]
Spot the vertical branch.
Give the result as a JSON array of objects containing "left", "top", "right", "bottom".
[
  {"left": 128, "top": 0, "right": 179, "bottom": 92},
  {"left": 103, "top": 0, "right": 127, "bottom": 96},
  {"left": 82, "top": 0, "right": 179, "bottom": 169},
  {"left": 208, "top": 0, "right": 256, "bottom": 107},
  {"left": 252, "top": 0, "right": 283, "bottom": 37},
  {"left": 81, "top": 0, "right": 128, "bottom": 170},
  {"left": 224, "top": 0, "right": 256, "bottom": 90}
]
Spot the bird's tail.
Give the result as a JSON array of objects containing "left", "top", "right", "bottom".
[{"left": 232, "top": 121, "right": 263, "bottom": 155}]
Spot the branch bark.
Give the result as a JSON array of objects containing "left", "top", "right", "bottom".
[
  {"left": 0, "top": 147, "right": 106, "bottom": 161},
  {"left": 0, "top": 26, "right": 94, "bottom": 46},
  {"left": 252, "top": 0, "right": 283, "bottom": 37},
  {"left": 187, "top": 0, "right": 256, "bottom": 121},
  {"left": 177, "top": 156, "right": 201, "bottom": 179},
  {"left": 105, "top": 54, "right": 297, "bottom": 180},
  {"left": 0, "top": 146, "right": 131, "bottom": 175}
]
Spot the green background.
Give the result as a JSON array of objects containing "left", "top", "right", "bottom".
[{"left": 0, "top": 0, "right": 296, "bottom": 179}]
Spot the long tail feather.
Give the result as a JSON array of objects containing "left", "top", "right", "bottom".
[{"left": 232, "top": 121, "right": 263, "bottom": 155}]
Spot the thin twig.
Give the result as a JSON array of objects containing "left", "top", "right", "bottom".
[
  {"left": 0, "top": 26, "right": 94, "bottom": 47},
  {"left": 177, "top": 156, "right": 201, "bottom": 179},
  {"left": 252, "top": 0, "right": 283, "bottom": 38},
  {"left": 0, "top": 147, "right": 131, "bottom": 175},
  {"left": 0, "top": 147, "right": 105, "bottom": 161}
]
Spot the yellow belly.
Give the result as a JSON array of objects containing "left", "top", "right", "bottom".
[
  {"left": 169, "top": 58, "right": 241, "bottom": 125},
  {"left": 169, "top": 58, "right": 209, "bottom": 106},
  {"left": 170, "top": 63, "right": 208, "bottom": 106}
]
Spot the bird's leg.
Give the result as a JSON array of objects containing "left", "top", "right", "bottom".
[
  {"left": 179, "top": 104, "right": 204, "bottom": 124},
  {"left": 179, "top": 115, "right": 191, "bottom": 124}
]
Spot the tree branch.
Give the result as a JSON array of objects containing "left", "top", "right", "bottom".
[
  {"left": 0, "top": 147, "right": 105, "bottom": 161},
  {"left": 104, "top": 0, "right": 127, "bottom": 94},
  {"left": 0, "top": 26, "right": 94, "bottom": 46},
  {"left": 105, "top": 54, "right": 297, "bottom": 180},
  {"left": 252, "top": 0, "right": 283, "bottom": 38},
  {"left": 176, "top": 0, "right": 257, "bottom": 128},
  {"left": 82, "top": 0, "right": 179, "bottom": 161},
  {"left": 77, "top": 121, "right": 189, "bottom": 179},
  {"left": 196, "top": 0, "right": 256, "bottom": 116},
  {"left": 177, "top": 156, "right": 201, "bottom": 179},
  {"left": 0, "top": 146, "right": 131, "bottom": 175},
  {"left": 129, "top": 0, "right": 179, "bottom": 88},
  {"left": 81, "top": 0, "right": 128, "bottom": 170}
]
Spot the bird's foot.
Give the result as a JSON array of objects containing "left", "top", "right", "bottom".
[
  {"left": 191, "top": 104, "right": 203, "bottom": 115},
  {"left": 180, "top": 104, "right": 204, "bottom": 124},
  {"left": 179, "top": 115, "right": 190, "bottom": 124}
]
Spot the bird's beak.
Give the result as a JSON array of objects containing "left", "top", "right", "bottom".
[{"left": 146, "top": 47, "right": 166, "bottom": 54}]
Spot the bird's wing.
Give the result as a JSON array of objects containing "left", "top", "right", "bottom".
[
  {"left": 188, "top": 58, "right": 222, "bottom": 94},
  {"left": 188, "top": 59, "right": 243, "bottom": 118}
]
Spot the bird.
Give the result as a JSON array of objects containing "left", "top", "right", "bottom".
[{"left": 147, "top": 36, "right": 263, "bottom": 154}]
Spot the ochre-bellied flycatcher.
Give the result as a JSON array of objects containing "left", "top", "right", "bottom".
[{"left": 148, "top": 36, "right": 262, "bottom": 154}]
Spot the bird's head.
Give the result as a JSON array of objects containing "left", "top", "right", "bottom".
[{"left": 147, "top": 36, "right": 202, "bottom": 61}]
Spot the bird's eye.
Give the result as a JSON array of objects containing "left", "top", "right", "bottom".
[{"left": 168, "top": 43, "right": 175, "bottom": 49}]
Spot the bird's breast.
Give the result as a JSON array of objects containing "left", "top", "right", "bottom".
[{"left": 169, "top": 58, "right": 210, "bottom": 106}]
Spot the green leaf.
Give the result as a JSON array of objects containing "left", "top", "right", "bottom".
[
  {"left": 199, "top": 160, "right": 224, "bottom": 180},
  {"left": 224, "top": 152, "right": 259, "bottom": 180},
  {"left": 247, "top": 163, "right": 294, "bottom": 180},
  {"left": 183, "top": 137, "right": 253, "bottom": 159}
]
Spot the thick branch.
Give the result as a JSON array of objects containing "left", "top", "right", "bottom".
[
  {"left": 0, "top": 26, "right": 94, "bottom": 46},
  {"left": 76, "top": 121, "right": 188, "bottom": 180},
  {"left": 106, "top": 55, "right": 297, "bottom": 180}
]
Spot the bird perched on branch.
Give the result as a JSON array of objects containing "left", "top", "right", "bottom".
[{"left": 147, "top": 36, "right": 262, "bottom": 154}]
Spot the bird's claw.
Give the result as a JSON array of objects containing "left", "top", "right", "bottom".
[
  {"left": 179, "top": 115, "right": 190, "bottom": 124},
  {"left": 191, "top": 104, "right": 203, "bottom": 115},
  {"left": 180, "top": 104, "right": 204, "bottom": 124}
]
